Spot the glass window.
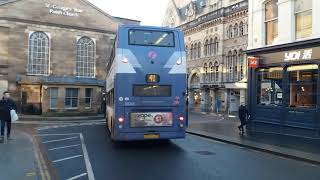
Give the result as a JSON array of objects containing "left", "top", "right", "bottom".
[
  {"left": 295, "top": 0, "right": 312, "bottom": 39},
  {"left": 133, "top": 85, "right": 171, "bottom": 97},
  {"left": 50, "top": 88, "right": 58, "bottom": 109},
  {"left": 129, "top": 30, "right": 175, "bottom": 47},
  {"left": 76, "top": 37, "right": 95, "bottom": 77},
  {"left": 85, "top": 88, "right": 93, "bottom": 108},
  {"left": 65, "top": 88, "right": 79, "bottom": 108},
  {"left": 257, "top": 67, "right": 283, "bottom": 106},
  {"left": 198, "top": 42, "right": 201, "bottom": 58},
  {"left": 28, "top": 32, "right": 50, "bottom": 75},
  {"left": 265, "top": 0, "right": 278, "bottom": 45},
  {"left": 288, "top": 64, "right": 318, "bottom": 108}
]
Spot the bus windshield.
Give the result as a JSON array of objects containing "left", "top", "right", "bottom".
[{"left": 129, "top": 29, "right": 175, "bottom": 47}]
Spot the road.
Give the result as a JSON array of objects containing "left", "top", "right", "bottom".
[{"left": 35, "top": 123, "right": 320, "bottom": 180}]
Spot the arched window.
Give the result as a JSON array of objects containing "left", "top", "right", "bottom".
[
  {"left": 191, "top": 44, "right": 194, "bottom": 59},
  {"left": 198, "top": 42, "right": 201, "bottom": 58},
  {"left": 77, "top": 37, "right": 96, "bottom": 77},
  {"left": 209, "top": 38, "right": 214, "bottom": 55},
  {"left": 209, "top": 62, "right": 213, "bottom": 82},
  {"left": 204, "top": 63, "right": 208, "bottom": 82},
  {"left": 204, "top": 40, "right": 208, "bottom": 56},
  {"left": 229, "top": 25, "right": 233, "bottom": 38},
  {"left": 185, "top": 45, "right": 189, "bottom": 59},
  {"left": 234, "top": 23, "right": 238, "bottom": 37},
  {"left": 214, "top": 37, "right": 219, "bottom": 54},
  {"left": 227, "top": 51, "right": 233, "bottom": 82},
  {"left": 214, "top": 61, "right": 219, "bottom": 82},
  {"left": 193, "top": 43, "right": 198, "bottom": 59},
  {"left": 239, "top": 49, "right": 244, "bottom": 80},
  {"left": 239, "top": 22, "right": 244, "bottom": 36},
  {"left": 233, "top": 50, "right": 238, "bottom": 81},
  {"left": 28, "top": 31, "right": 50, "bottom": 75}
]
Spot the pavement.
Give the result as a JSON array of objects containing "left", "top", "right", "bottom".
[
  {"left": 187, "top": 112, "right": 320, "bottom": 164},
  {"left": 36, "top": 123, "right": 320, "bottom": 180},
  {"left": 0, "top": 127, "right": 42, "bottom": 180}
]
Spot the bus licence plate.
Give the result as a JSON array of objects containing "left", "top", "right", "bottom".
[{"left": 144, "top": 134, "right": 160, "bottom": 139}]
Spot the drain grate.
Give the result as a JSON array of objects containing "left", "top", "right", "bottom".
[{"left": 194, "top": 151, "right": 216, "bottom": 155}]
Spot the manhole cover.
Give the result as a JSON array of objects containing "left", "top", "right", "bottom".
[{"left": 194, "top": 151, "right": 216, "bottom": 155}]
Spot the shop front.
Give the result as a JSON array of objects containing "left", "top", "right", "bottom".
[{"left": 246, "top": 39, "right": 320, "bottom": 138}]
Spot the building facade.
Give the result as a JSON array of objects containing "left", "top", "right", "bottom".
[
  {"left": 163, "top": 0, "right": 248, "bottom": 113},
  {"left": 0, "top": 0, "right": 138, "bottom": 116},
  {"left": 246, "top": 0, "right": 320, "bottom": 137}
]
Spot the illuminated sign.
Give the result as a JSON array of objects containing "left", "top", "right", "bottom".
[
  {"left": 45, "top": 3, "right": 83, "bottom": 17},
  {"left": 248, "top": 57, "right": 258, "bottom": 68},
  {"left": 284, "top": 49, "right": 312, "bottom": 62},
  {"left": 146, "top": 74, "right": 160, "bottom": 83}
]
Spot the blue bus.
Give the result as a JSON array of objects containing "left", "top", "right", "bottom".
[{"left": 106, "top": 25, "right": 187, "bottom": 141}]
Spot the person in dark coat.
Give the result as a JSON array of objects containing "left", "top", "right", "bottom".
[
  {"left": 238, "top": 103, "right": 250, "bottom": 134},
  {"left": 0, "top": 91, "right": 17, "bottom": 143}
]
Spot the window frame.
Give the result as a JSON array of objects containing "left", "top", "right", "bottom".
[
  {"left": 294, "top": 0, "right": 312, "bottom": 40},
  {"left": 65, "top": 88, "right": 79, "bottom": 109},
  {"left": 49, "top": 87, "right": 59, "bottom": 109},
  {"left": 264, "top": 0, "right": 278, "bottom": 45},
  {"left": 76, "top": 36, "right": 96, "bottom": 78},
  {"left": 85, "top": 88, "right": 93, "bottom": 108},
  {"left": 27, "top": 31, "right": 50, "bottom": 76}
]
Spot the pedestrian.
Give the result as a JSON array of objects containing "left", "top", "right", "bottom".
[
  {"left": 0, "top": 91, "right": 17, "bottom": 143},
  {"left": 238, "top": 103, "right": 249, "bottom": 134}
]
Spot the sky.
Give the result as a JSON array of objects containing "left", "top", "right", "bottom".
[{"left": 88, "top": 0, "right": 170, "bottom": 26}]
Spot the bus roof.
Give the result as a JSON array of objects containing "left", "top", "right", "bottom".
[{"left": 118, "top": 25, "right": 181, "bottom": 32}]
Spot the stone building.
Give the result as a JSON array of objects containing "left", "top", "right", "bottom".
[
  {"left": 0, "top": 0, "right": 139, "bottom": 116},
  {"left": 163, "top": 0, "right": 248, "bottom": 113}
]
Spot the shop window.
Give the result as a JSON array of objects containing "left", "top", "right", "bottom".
[
  {"left": 85, "top": 88, "right": 93, "bottom": 108},
  {"left": 288, "top": 64, "right": 318, "bottom": 108},
  {"left": 65, "top": 88, "right": 79, "bottom": 109},
  {"left": 265, "top": 0, "right": 278, "bottom": 45},
  {"left": 77, "top": 37, "right": 95, "bottom": 77},
  {"left": 28, "top": 32, "right": 50, "bottom": 75},
  {"left": 50, "top": 88, "right": 58, "bottom": 109},
  {"left": 257, "top": 67, "right": 283, "bottom": 106},
  {"left": 295, "top": 0, "right": 312, "bottom": 39}
]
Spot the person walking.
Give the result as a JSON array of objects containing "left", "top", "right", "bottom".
[
  {"left": 238, "top": 103, "right": 249, "bottom": 134},
  {"left": 0, "top": 91, "right": 17, "bottom": 143}
]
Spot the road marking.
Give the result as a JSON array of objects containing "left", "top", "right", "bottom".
[
  {"left": 49, "top": 144, "right": 81, "bottom": 151},
  {"left": 36, "top": 133, "right": 81, "bottom": 136},
  {"left": 53, "top": 155, "right": 83, "bottom": 163},
  {"left": 43, "top": 136, "right": 78, "bottom": 144},
  {"left": 66, "top": 173, "right": 88, "bottom": 180},
  {"left": 80, "top": 133, "right": 95, "bottom": 180}
]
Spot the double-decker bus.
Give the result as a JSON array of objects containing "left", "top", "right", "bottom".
[{"left": 106, "top": 25, "right": 187, "bottom": 141}]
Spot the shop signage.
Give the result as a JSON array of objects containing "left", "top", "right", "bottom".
[
  {"left": 45, "top": 3, "right": 83, "bottom": 17},
  {"left": 248, "top": 57, "right": 258, "bottom": 68},
  {"left": 284, "top": 49, "right": 313, "bottom": 62}
]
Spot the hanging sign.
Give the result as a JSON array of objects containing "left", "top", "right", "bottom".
[{"left": 248, "top": 56, "right": 258, "bottom": 68}]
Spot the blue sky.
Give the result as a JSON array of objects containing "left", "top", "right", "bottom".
[{"left": 88, "top": 0, "right": 169, "bottom": 26}]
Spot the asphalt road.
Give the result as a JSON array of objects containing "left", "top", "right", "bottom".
[{"left": 37, "top": 124, "right": 320, "bottom": 180}]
